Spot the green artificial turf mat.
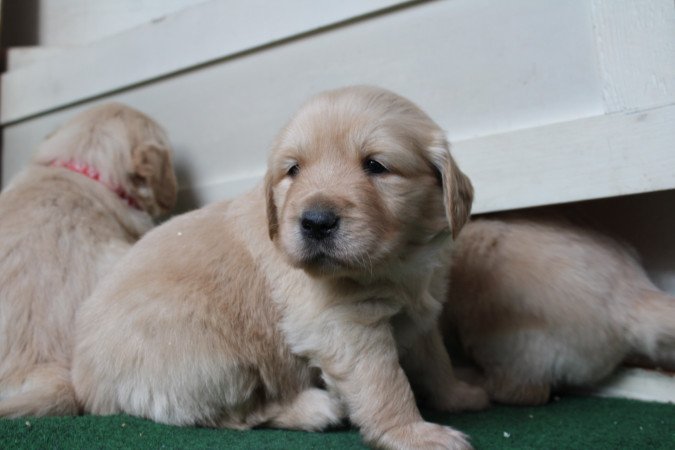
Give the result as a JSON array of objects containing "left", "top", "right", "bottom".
[{"left": 1, "top": 396, "right": 673, "bottom": 449}]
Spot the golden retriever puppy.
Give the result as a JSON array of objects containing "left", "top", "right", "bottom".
[
  {"left": 442, "top": 215, "right": 675, "bottom": 405},
  {"left": 72, "top": 86, "right": 487, "bottom": 449},
  {"left": 0, "top": 103, "right": 177, "bottom": 418}
]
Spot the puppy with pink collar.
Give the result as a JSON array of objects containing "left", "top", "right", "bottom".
[{"left": 0, "top": 103, "right": 177, "bottom": 417}]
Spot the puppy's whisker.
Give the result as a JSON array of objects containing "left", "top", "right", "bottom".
[{"left": 356, "top": 252, "right": 374, "bottom": 281}]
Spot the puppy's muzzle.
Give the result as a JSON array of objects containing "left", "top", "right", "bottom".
[{"left": 300, "top": 208, "right": 340, "bottom": 241}]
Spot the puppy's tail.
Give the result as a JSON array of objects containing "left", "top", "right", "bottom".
[
  {"left": 0, "top": 364, "right": 78, "bottom": 418},
  {"left": 628, "top": 289, "right": 675, "bottom": 371}
]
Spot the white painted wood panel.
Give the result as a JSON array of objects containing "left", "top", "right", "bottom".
[
  {"left": 0, "top": 0, "right": 413, "bottom": 124},
  {"left": 454, "top": 104, "right": 675, "bottom": 213},
  {"left": 7, "top": 47, "right": 66, "bottom": 70},
  {"left": 592, "top": 0, "right": 675, "bottom": 113},
  {"left": 1, "top": 0, "right": 605, "bottom": 193},
  {"left": 35, "top": 0, "right": 208, "bottom": 46}
]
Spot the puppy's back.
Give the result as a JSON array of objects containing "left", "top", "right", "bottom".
[
  {"left": 449, "top": 216, "right": 649, "bottom": 324},
  {"left": 0, "top": 169, "right": 136, "bottom": 368},
  {"left": 0, "top": 168, "right": 137, "bottom": 416}
]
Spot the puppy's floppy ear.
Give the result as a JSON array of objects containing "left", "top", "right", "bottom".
[
  {"left": 132, "top": 144, "right": 178, "bottom": 214},
  {"left": 264, "top": 171, "right": 279, "bottom": 240},
  {"left": 428, "top": 134, "right": 474, "bottom": 239}
]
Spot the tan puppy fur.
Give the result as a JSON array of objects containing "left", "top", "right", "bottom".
[
  {"left": 0, "top": 103, "right": 177, "bottom": 417},
  {"left": 443, "top": 215, "right": 675, "bottom": 405},
  {"left": 72, "top": 86, "right": 487, "bottom": 449}
]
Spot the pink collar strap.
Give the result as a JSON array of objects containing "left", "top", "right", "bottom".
[{"left": 50, "top": 160, "right": 142, "bottom": 210}]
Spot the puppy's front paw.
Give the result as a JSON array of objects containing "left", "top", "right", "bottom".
[
  {"left": 298, "top": 388, "right": 346, "bottom": 430},
  {"left": 267, "top": 388, "right": 346, "bottom": 431},
  {"left": 377, "top": 421, "right": 472, "bottom": 450}
]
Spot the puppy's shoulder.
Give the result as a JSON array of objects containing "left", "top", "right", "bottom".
[{"left": 123, "top": 189, "right": 268, "bottom": 275}]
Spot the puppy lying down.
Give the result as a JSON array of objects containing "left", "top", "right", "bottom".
[
  {"left": 443, "top": 215, "right": 675, "bottom": 405},
  {"left": 0, "top": 103, "right": 177, "bottom": 417},
  {"left": 72, "top": 86, "right": 487, "bottom": 449}
]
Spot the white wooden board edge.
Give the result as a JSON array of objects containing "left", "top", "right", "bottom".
[
  {"left": 455, "top": 103, "right": 675, "bottom": 213},
  {"left": 0, "top": 0, "right": 418, "bottom": 125}
]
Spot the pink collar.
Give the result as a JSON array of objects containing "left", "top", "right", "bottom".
[{"left": 50, "top": 160, "right": 142, "bottom": 210}]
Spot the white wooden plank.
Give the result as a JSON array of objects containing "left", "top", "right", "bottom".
[
  {"left": 454, "top": 103, "right": 675, "bottom": 214},
  {"left": 3, "top": 0, "right": 604, "bottom": 185},
  {"left": 6, "top": 47, "right": 66, "bottom": 70},
  {"left": 0, "top": 0, "right": 412, "bottom": 124},
  {"left": 35, "top": 0, "right": 208, "bottom": 46},
  {"left": 590, "top": 368, "right": 675, "bottom": 404},
  {"left": 592, "top": 0, "right": 675, "bottom": 113}
]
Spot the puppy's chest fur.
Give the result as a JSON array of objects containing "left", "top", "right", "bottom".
[{"left": 266, "top": 238, "right": 450, "bottom": 363}]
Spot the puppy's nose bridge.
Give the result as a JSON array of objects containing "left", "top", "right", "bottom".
[
  {"left": 307, "top": 159, "right": 355, "bottom": 188},
  {"left": 300, "top": 208, "right": 340, "bottom": 241}
]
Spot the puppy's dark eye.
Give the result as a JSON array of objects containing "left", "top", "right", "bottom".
[
  {"left": 287, "top": 164, "right": 300, "bottom": 178},
  {"left": 363, "top": 159, "right": 388, "bottom": 175}
]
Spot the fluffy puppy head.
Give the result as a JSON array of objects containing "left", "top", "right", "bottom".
[
  {"left": 33, "top": 102, "right": 177, "bottom": 217},
  {"left": 265, "top": 86, "right": 473, "bottom": 278}
]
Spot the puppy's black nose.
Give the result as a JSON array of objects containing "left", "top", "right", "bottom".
[{"left": 301, "top": 209, "right": 340, "bottom": 240}]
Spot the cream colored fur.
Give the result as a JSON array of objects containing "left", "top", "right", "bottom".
[
  {"left": 0, "top": 103, "right": 177, "bottom": 417},
  {"left": 72, "top": 86, "right": 487, "bottom": 449},
  {"left": 443, "top": 215, "right": 675, "bottom": 405}
]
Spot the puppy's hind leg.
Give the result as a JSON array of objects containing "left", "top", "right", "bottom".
[
  {"left": 449, "top": 364, "right": 551, "bottom": 406},
  {"left": 262, "top": 388, "right": 346, "bottom": 431},
  {"left": 630, "top": 289, "right": 675, "bottom": 371},
  {"left": 0, "top": 363, "right": 78, "bottom": 417},
  {"left": 485, "top": 370, "right": 551, "bottom": 406},
  {"left": 401, "top": 328, "right": 489, "bottom": 412}
]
